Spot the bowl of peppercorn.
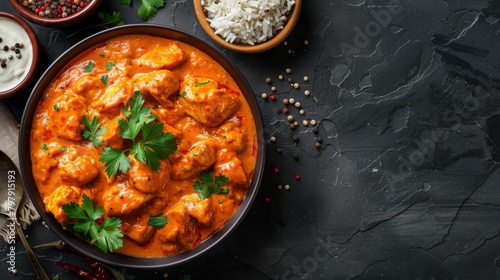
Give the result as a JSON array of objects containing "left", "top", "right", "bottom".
[
  {"left": 8, "top": 0, "right": 102, "bottom": 27},
  {"left": 0, "top": 11, "right": 39, "bottom": 98}
]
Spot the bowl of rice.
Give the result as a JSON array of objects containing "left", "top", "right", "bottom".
[{"left": 194, "top": 0, "right": 301, "bottom": 53}]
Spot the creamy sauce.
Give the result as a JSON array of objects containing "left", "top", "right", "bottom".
[
  {"left": 30, "top": 35, "right": 258, "bottom": 257},
  {"left": 0, "top": 17, "right": 33, "bottom": 92}
]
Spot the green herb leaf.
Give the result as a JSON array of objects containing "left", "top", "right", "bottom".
[
  {"left": 178, "top": 274, "right": 192, "bottom": 280},
  {"left": 98, "top": 11, "right": 126, "bottom": 27},
  {"left": 148, "top": 213, "right": 169, "bottom": 229},
  {"left": 62, "top": 194, "right": 123, "bottom": 253},
  {"left": 105, "top": 61, "right": 115, "bottom": 70},
  {"left": 120, "top": 0, "right": 131, "bottom": 5},
  {"left": 101, "top": 74, "right": 109, "bottom": 85},
  {"left": 194, "top": 171, "right": 230, "bottom": 199},
  {"left": 194, "top": 80, "right": 210, "bottom": 87},
  {"left": 53, "top": 103, "right": 59, "bottom": 111},
  {"left": 66, "top": 12, "right": 125, "bottom": 39},
  {"left": 131, "top": 122, "right": 177, "bottom": 171},
  {"left": 138, "top": 0, "right": 165, "bottom": 21},
  {"left": 181, "top": 91, "right": 187, "bottom": 97},
  {"left": 61, "top": 146, "right": 67, "bottom": 152},
  {"left": 99, "top": 147, "right": 131, "bottom": 177},
  {"left": 41, "top": 143, "right": 48, "bottom": 151},
  {"left": 99, "top": 92, "right": 177, "bottom": 177},
  {"left": 83, "top": 61, "right": 95, "bottom": 72},
  {"left": 119, "top": 91, "right": 156, "bottom": 140},
  {"left": 82, "top": 116, "right": 107, "bottom": 147}
]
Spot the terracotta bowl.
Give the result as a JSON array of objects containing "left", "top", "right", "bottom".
[
  {"left": 193, "top": 0, "right": 302, "bottom": 53},
  {"left": 0, "top": 12, "right": 39, "bottom": 99},
  {"left": 19, "top": 24, "right": 265, "bottom": 268},
  {"left": 8, "top": 0, "right": 102, "bottom": 27}
]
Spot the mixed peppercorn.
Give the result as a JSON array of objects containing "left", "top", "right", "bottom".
[
  {"left": 0, "top": 37, "right": 24, "bottom": 69},
  {"left": 18, "top": 0, "right": 91, "bottom": 18},
  {"left": 261, "top": 39, "right": 318, "bottom": 192}
]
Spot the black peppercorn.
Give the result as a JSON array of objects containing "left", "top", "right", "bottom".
[
  {"left": 292, "top": 153, "right": 299, "bottom": 160},
  {"left": 292, "top": 135, "right": 299, "bottom": 142},
  {"left": 276, "top": 147, "right": 283, "bottom": 154}
]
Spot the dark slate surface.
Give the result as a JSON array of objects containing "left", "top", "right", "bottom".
[{"left": 2, "top": 0, "right": 500, "bottom": 279}]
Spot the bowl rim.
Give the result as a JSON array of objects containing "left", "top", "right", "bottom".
[
  {"left": 19, "top": 24, "right": 266, "bottom": 268},
  {"left": 193, "top": 0, "right": 302, "bottom": 53},
  {"left": 8, "top": 0, "right": 102, "bottom": 27},
  {"left": 0, "top": 11, "right": 39, "bottom": 99}
]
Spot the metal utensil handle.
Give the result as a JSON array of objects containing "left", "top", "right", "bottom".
[{"left": 15, "top": 220, "right": 50, "bottom": 280}]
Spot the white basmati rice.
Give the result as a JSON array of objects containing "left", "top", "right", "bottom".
[{"left": 201, "top": 0, "right": 296, "bottom": 45}]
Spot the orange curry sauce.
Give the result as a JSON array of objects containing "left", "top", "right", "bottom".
[{"left": 30, "top": 35, "right": 257, "bottom": 257}]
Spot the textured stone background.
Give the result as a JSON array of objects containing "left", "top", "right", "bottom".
[{"left": 2, "top": 0, "right": 500, "bottom": 279}]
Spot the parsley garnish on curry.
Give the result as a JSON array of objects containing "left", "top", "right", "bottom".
[{"left": 30, "top": 35, "right": 258, "bottom": 257}]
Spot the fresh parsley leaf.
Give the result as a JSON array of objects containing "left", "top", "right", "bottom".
[
  {"left": 148, "top": 213, "right": 168, "bottom": 229},
  {"left": 195, "top": 80, "right": 210, "bottom": 87},
  {"left": 96, "top": 217, "right": 123, "bottom": 253},
  {"left": 138, "top": 0, "right": 165, "bottom": 21},
  {"left": 83, "top": 61, "right": 95, "bottom": 72},
  {"left": 120, "top": 0, "right": 131, "bottom": 5},
  {"left": 178, "top": 274, "right": 192, "bottom": 280},
  {"left": 194, "top": 171, "right": 230, "bottom": 199},
  {"left": 100, "top": 147, "right": 131, "bottom": 177},
  {"left": 181, "top": 91, "right": 187, "bottom": 97},
  {"left": 41, "top": 143, "right": 48, "bottom": 151},
  {"left": 61, "top": 146, "right": 68, "bottom": 152},
  {"left": 131, "top": 122, "right": 177, "bottom": 171},
  {"left": 101, "top": 74, "right": 109, "bottom": 85},
  {"left": 62, "top": 194, "right": 123, "bottom": 253},
  {"left": 99, "top": 92, "right": 177, "bottom": 177},
  {"left": 67, "top": 12, "right": 124, "bottom": 38},
  {"left": 53, "top": 103, "right": 59, "bottom": 111},
  {"left": 98, "top": 11, "right": 126, "bottom": 27},
  {"left": 119, "top": 91, "right": 156, "bottom": 140},
  {"left": 105, "top": 61, "right": 115, "bottom": 70},
  {"left": 82, "top": 116, "right": 107, "bottom": 147}
]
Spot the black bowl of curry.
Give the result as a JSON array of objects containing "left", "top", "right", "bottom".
[{"left": 19, "top": 25, "right": 264, "bottom": 268}]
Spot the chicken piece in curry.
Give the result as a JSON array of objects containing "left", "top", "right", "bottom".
[{"left": 30, "top": 35, "right": 258, "bottom": 257}]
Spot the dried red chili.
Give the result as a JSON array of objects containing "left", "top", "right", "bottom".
[{"left": 55, "top": 261, "right": 97, "bottom": 280}]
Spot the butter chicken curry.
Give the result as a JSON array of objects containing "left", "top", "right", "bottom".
[{"left": 30, "top": 35, "right": 258, "bottom": 257}]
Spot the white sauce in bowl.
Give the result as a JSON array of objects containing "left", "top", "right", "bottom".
[{"left": 0, "top": 17, "right": 33, "bottom": 92}]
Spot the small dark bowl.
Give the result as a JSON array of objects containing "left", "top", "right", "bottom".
[
  {"left": 9, "top": 0, "right": 102, "bottom": 27},
  {"left": 0, "top": 12, "right": 39, "bottom": 98},
  {"left": 19, "top": 25, "right": 265, "bottom": 268}
]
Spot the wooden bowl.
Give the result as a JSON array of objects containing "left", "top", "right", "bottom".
[
  {"left": 193, "top": 0, "right": 302, "bottom": 53},
  {"left": 0, "top": 12, "right": 39, "bottom": 98},
  {"left": 8, "top": 0, "right": 102, "bottom": 27}
]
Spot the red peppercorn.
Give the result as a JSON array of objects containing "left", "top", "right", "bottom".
[
  {"left": 295, "top": 174, "right": 300, "bottom": 180},
  {"left": 273, "top": 167, "right": 279, "bottom": 173},
  {"left": 265, "top": 197, "right": 270, "bottom": 203},
  {"left": 283, "top": 108, "right": 289, "bottom": 114},
  {"left": 270, "top": 95, "right": 276, "bottom": 101}
]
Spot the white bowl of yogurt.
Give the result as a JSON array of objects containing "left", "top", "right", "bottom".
[{"left": 0, "top": 12, "right": 39, "bottom": 98}]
